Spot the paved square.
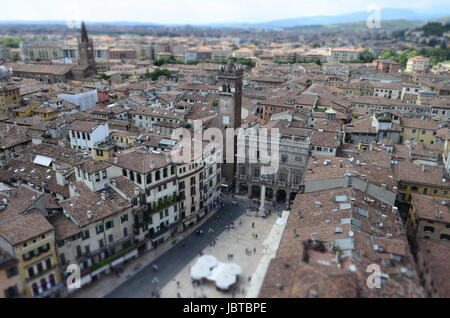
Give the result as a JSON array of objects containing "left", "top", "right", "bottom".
[{"left": 161, "top": 209, "right": 279, "bottom": 298}]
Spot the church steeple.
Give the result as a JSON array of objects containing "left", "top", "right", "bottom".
[
  {"left": 76, "top": 21, "right": 96, "bottom": 77},
  {"left": 80, "top": 21, "right": 89, "bottom": 43}
]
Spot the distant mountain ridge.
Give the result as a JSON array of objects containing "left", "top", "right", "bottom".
[{"left": 246, "top": 8, "right": 450, "bottom": 28}]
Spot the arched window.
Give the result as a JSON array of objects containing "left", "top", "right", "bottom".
[
  {"left": 40, "top": 278, "right": 48, "bottom": 291},
  {"left": 32, "top": 283, "right": 39, "bottom": 297},
  {"left": 49, "top": 274, "right": 56, "bottom": 287}
]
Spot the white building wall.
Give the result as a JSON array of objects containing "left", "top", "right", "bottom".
[
  {"left": 58, "top": 90, "right": 98, "bottom": 111},
  {"left": 69, "top": 124, "right": 109, "bottom": 150}
]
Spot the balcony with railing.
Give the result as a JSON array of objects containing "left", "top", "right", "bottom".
[
  {"left": 238, "top": 174, "right": 247, "bottom": 180},
  {"left": 146, "top": 220, "right": 181, "bottom": 240},
  {"left": 260, "top": 175, "right": 274, "bottom": 185}
]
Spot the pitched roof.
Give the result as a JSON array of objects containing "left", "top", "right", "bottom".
[
  {"left": 0, "top": 209, "right": 53, "bottom": 245},
  {"left": 67, "top": 120, "right": 102, "bottom": 132},
  {"left": 106, "top": 149, "right": 171, "bottom": 174}
]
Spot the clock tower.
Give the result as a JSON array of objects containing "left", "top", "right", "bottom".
[{"left": 217, "top": 62, "right": 243, "bottom": 189}]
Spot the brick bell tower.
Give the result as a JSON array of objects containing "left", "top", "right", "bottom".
[
  {"left": 217, "top": 61, "right": 243, "bottom": 190},
  {"left": 77, "top": 22, "right": 96, "bottom": 76}
]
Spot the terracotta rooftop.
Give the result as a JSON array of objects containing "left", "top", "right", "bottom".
[
  {"left": 111, "top": 176, "right": 145, "bottom": 199},
  {"left": 259, "top": 187, "right": 424, "bottom": 298},
  {"left": 60, "top": 182, "right": 131, "bottom": 227},
  {"left": 311, "top": 130, "right": 339, "bottom": 148},
  {"left": 106, "top": 149, "right": 171, "bottom": 174},
  {"left": 0, "top": 209, "right": 53, "bottom": 245},
  {"left": 76, "top": 159, "right": 110, "bottom": 174},
  {"left": 47, "top": 213, "right": 80, "bottom": 241},
  {"left": 417, "top": 239, "right": 450, "bottom": 297},
  {"left": 67, "top": 120, "right": 103, "bottom": 132},
  {"left": 393, "top": 162, "right": 449, "bottom": 188},
  {"left": 411, "top": 194, "right": 450, "bottom": 224}
]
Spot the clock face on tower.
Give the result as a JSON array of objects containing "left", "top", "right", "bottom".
[{"left": 219, "top": 98, "right": 232, "bottom": 114}]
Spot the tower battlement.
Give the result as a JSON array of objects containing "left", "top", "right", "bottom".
[{"left": 218, "top": 62, "right": 244, "bottom": 78}]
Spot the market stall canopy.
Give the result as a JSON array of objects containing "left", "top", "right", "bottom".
[
  {"left": 190, "top": 255, "right": 218, "bottom": 280},
  {"left": 190, "top": 255, "right": 241, "bottom": 290}
]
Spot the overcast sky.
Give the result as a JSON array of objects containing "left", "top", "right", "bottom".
[{"left": 1, "top": 0, "right": 449, "bottom": 24}]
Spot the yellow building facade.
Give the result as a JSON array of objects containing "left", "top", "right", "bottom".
[
  {"left": 0, "top": 84, "right": 21, "bottom": 113},
  {"left": 92, "top": 142, "right": 117, "bottom": 161},
  {"left": 401, "top": 126, "right": 437, "bottom": 145},
  {"left": 13, "top": 103, "right": 40, "bottom": 117},
  {"left": 33, "top": 106, "right": 59, "bottom": 120},
  {"left": 0, "top": 251, "right": 23, "bottom": 298},
  {"left": 408, "top": 194, "right": 450, "bottom": 240},
  {"left": 395, "top": 162, "right": 450, "bottom": 203},
  {"left": 16, "top": 230, "right": 61, "bottom": 298}
]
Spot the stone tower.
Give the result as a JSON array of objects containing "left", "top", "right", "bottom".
[
  {"left": 217, "top": 62, "right": 243, "bottom": 189},
  {"left": 77, "top": 22, "right": 96, "bottom": 76}
]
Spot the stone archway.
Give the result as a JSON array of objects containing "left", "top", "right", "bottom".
[
  {"left": 239, "top": 183, "right": 248, "bottom": 195},
  {"left": 266, "top": 188, "right": 274, "bottom": 201},
  {"left": 276, "top": 189, "right": 287, "bottom": 203},
  {"left": 251, "top": 185, "right": 261, "bottom": 199}
]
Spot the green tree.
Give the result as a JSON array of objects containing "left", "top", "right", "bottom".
[
  {"left": 359, "top": 50, "right": 375, "bottom": 63},
  {"left": 379, "top": 49, "right": 396, "bottom": 60},
  {"left": 154, "top": 55, "right": 184, "bottom": 66},
  {"left": 0, "top": 38, "right": 22, "bottom": 48},
  {"left": 145, "top": 68, "right": 171, "bottom": 81},
  {"left": 421, "top": 22, "right": 449, "bottom": 37},
  {"left": 99, "top": 73, "right": 110, "bottom": 81}
]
